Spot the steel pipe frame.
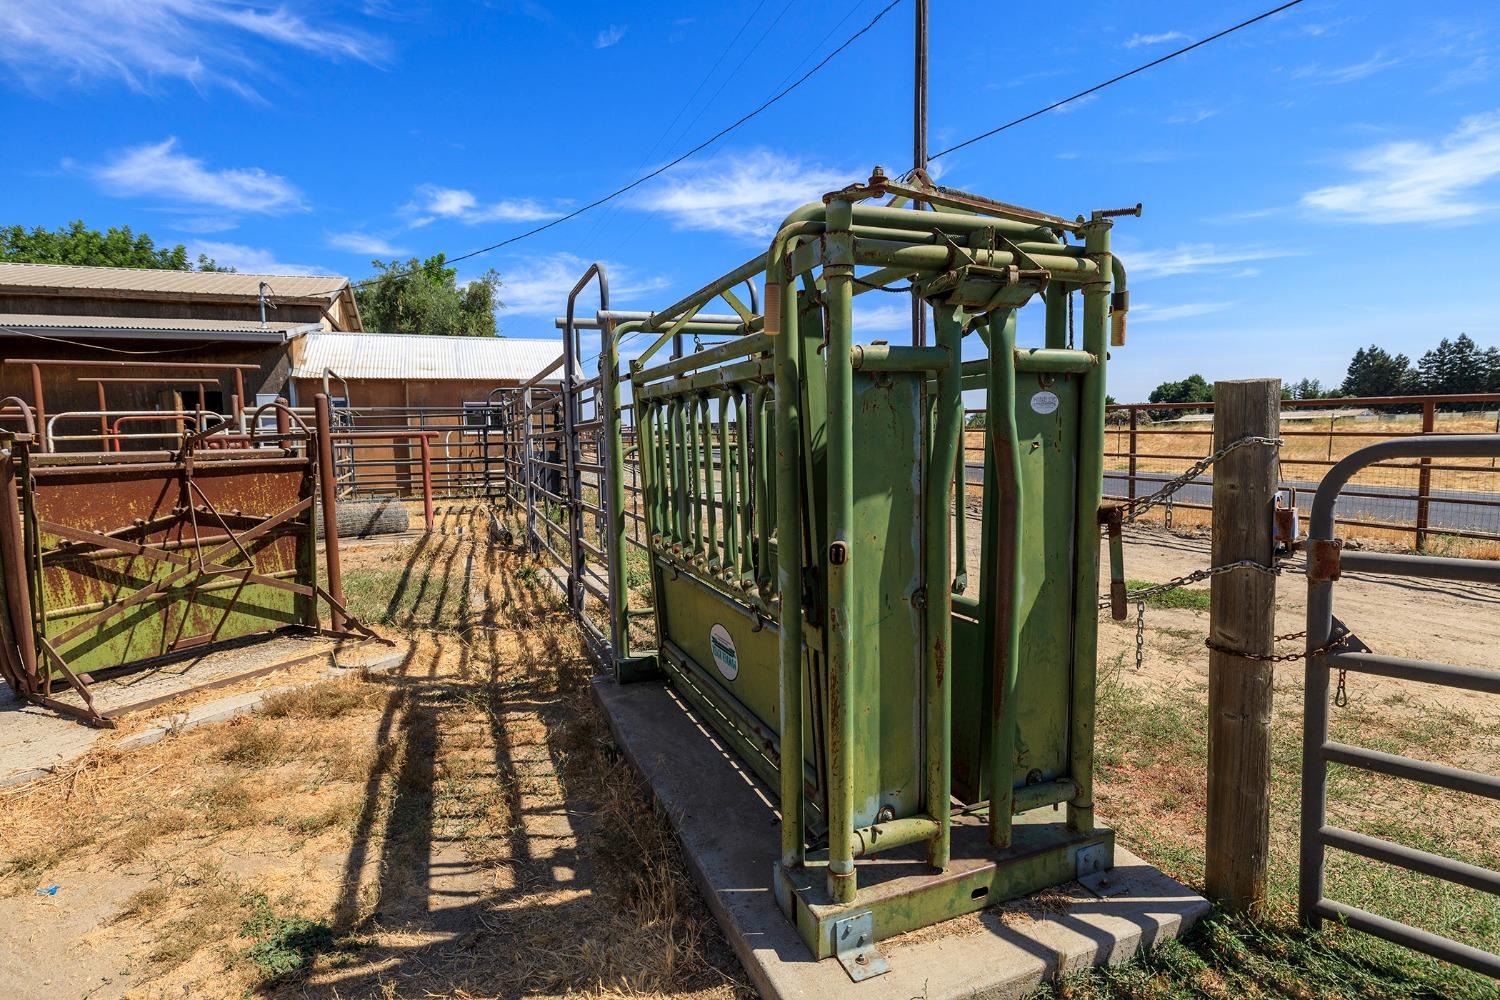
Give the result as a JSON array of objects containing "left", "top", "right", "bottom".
[{"left": 1300, "top": 432, "right": 1500, "bottom": 976}]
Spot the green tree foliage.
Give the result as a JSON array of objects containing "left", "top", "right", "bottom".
[
  {"left": 1340, "top": 345, "right": 1415, "bottom": 397},
  {"left": 355, "top": 254, "right": 502, "bottom": 336},
  {"left": 1417, "top": 334, "right": 1490, "bottom": 395},
  {"left": 1147, "top": 374, "right": 1213, "bottom": 421},
  {"left": 1285, "top": 377, "right": 1338, "bottom": 400},
  {"left": 0, "top": 220, "right": 232, "bottom": 271}
]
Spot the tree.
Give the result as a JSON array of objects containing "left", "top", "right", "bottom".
[
  {"left": 1341, "top": 345, "right": 1415, "bottom": 398},
  {"left": 1147, "top": 374, "right": 1213, "bottom": 421},
  {"left": 1417, "top": 334, "right": 1487, "bottom": 395},
  {"left": 1286, "top": 377, "right": 1334, "bottom": 400},
  {"left": 0, "top": 220, "right": 231, "bottom": 270},
  {"left": 355, "top": 254, "right": 503, "bottom": 336}
]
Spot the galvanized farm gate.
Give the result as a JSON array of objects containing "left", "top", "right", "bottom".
[
  {"left": 0, "top": 397, "right": 382, "bottom": 727},
  {"left": 1300, "top": 433, "right": 1500, "bottom": 978}
]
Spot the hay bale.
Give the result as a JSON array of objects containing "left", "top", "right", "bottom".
[{"left": 318, "top": 498, "right": 410, "bottom": 539}]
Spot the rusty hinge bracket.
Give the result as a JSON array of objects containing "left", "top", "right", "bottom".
[
  {"left": 831, "top": 910, "right": 888, "bottom": 982},
  {"left": 1306, "top": 537, "right": 1344, "bottom": 583}
]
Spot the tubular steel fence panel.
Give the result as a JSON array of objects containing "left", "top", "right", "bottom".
[
  {"left": 1092, "top": 394, "right": 1500, "bottom": 550},
  {"left": 1300, "top": 433, "right": 1500, "bottom": 979}
]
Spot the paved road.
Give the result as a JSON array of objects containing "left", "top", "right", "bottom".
[{"left": 964, "top": 463, "right": 1499, "bottom": 536}]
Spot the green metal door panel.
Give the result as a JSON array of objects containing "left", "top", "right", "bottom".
[
  {"left": 1009, "top": 372, "right": 1080, "bottom": 787},
  {"left": 656, "top": 572, "right": 782, "bottom": 731},
  {"left": 846, "top": 370, "right": 924, "bottom": 825},
  {"left": 949, "top": 372, "right": 1080, "bottom": 803}
]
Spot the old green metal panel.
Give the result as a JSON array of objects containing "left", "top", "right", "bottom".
[
  {"left": 846, "top": 368, "right": 925, "bottom": 825},
  {"left": 951, "top": 371, "right": 1081, "bottom": 802}
]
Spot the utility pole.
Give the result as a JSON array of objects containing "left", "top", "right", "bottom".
[{"left": 911, "top": 0, "right": 928, "bottom": 347}]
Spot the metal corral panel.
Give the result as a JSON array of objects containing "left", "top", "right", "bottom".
[{"left": 292, "top": 332, "right": 562, "bottom": 382}]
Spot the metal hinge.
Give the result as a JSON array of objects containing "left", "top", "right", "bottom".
[
  {"left": 831, "top": 910, "right": 888, "bottom": 982},
  {"left": 1306, "top": 537, "right": 1343, "bottom": 583}
]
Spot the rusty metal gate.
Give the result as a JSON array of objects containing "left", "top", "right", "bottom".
[
  {"left": 0, "top": 399, "right": 382, "bottom": 727},
  {"left": 1300, "top": 433, "right": 1500, "bottom": 978}
]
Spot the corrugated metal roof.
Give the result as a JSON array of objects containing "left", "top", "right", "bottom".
[
  {"left": 0, "top": 313, "right": 315, "bottom": 342},
  {"left": 0, "top": 262, "right": 350, "bottom": 303},
  {"left": 292, "top": 332, "right": 562, "bottom": 382}
]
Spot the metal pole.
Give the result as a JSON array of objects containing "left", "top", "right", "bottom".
[
  {"left": 419, "top": 434, "right": 434, "bottom": 533},
  {"left": 774, "top": 264, "right": 806, "bottom": 871},
  {"left": 911, "top": 0, "right": 929, "bottom": 348},
  {"left": 987, "top": 308, "right": 1023, "bottom": 849},
  {"left": 1416, "top": 399, "right": 1435, "bottom": 551},
  {"left": 29, "top": 364, "right": 46, "bottom": 453},
  {"left": 314, "top": 393, "right": 346, "bottom": 634},
  {"left": 825, "top": 198, "right": 857, "bottom": 904}
]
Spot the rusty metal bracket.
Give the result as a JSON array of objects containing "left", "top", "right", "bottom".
[
  {"left": 830, "top": 910, "right": 888, "bottom": 982},
  {"left": 1306, "top": 537, "right": 1344, "bottom": 583}
]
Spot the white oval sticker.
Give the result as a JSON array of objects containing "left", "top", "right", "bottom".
[
  {"left": 709, "top": 624, "right": 739, "bottom": 681},
  {"left": 1030, "top": 390, "right": 1060, "bottom": 415}
]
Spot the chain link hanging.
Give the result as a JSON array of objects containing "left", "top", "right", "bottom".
[
  {"left": 1117, "top": 435, "right": 1283, "bottom": 526},
  {"left": 1134, "top": 599, "right": 1145, "bottom": 671}
]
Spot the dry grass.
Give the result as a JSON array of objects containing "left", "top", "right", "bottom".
[{"left": 0, "top": 505, "right": 747, "bottom": 1000}]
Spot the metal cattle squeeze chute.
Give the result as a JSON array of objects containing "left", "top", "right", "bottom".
[
  {"left": 0, "top": 397, "right": 385, "bottom": 728},
  {"left": 572, "top": 169, "right": 1138, "bottom": 975}
]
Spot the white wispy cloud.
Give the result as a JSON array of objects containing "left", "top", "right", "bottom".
[
  {"left": 327, "top": 231, "right": 407, "bottom": 256},
  {"left": 1130, "top": 301, "right": 1237, "bottom": 323},
  {"left": 1301, "top": 110, "right": 1500, "bottom": 224},
  {"left": 595, "top": 24, "right": 626, "bottom": 49},
  {"left": 1164, "top": 108, "right": 1218, "bottom": 126},
  {"left": 0, "top": 0, "right": 387, "bottom": 97},
  {"left": 92, "top": 138, "right": 303, "bottom": 214},
  {"left": 496, "top": 252, "right": 669, "bottom": 317},
  {"left": 633, "top": 149, "right": 853, "bottom": 240},
  {"left": 1124, "top": 31, "right": 1187, "bottom": 49},
  {"left": 410, "top": 184, "right": 563, "bottom": 225},
  {"left": 1292, "top": 50, "right": 1403, "bottom": 85},
  {"left": 189, "top": 241, "right": 328, "bottom": 276},
  {"left": 1125, "top": 243, "right": 1298, "bottom": 279},
  {"left": 852, "top": 303, "right": 913, "bottom": 334}
]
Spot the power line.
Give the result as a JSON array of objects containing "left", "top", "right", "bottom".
[
  {"left": 352, "top": 0, "right": 905, "bottom": 294},
  {"left": 929, "top": 0, "right": 1307, "bottom": 160}
]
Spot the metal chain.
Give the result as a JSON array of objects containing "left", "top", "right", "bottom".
[
  {"left": 1134, "top": 599, "right": 1145, "bottom": 671},
  {"left": 1119, "top": 435, "right": 1284, "bottom": 525},
  {"left": 1098, "top": 558, "right": 1282, "bottom": 611},
  {"left": 1203, "top": 629, "right": 1352, "bottom": 664}
]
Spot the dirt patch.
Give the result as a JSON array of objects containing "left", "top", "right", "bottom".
[{"left": 0, "top": 506, "right": 748, "bottom": 1000}]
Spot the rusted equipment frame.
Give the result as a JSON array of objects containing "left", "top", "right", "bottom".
[
  {"left": 0, "top": 394, "right": 385, "bottom": 727},
  {"left": 1300, "top": 433, "right": 1500, "bottom": 979}
]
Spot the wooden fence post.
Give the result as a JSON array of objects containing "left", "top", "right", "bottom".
[{"left": 1205, "top": 378, "right": 1281, "bottom": 914}]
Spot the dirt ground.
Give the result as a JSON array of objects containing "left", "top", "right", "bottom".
[
  {"left": 1095, "top": 522, "right": 1500, "bottom": 723},
  {"left": 0, "top": 506, "right": 1494, "bottom": 999},
  {"left": 0, "top": 507, "right": 748, "bottom": 1000}
]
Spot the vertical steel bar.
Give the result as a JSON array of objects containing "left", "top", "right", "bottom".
[
  {"left": 774, "top": 267, "right": 806, "bottom": 870},
  {"left": 419, "top": 435, "right": 434, "bottom": 533},
  {"left": 314, "top": 393, "right": 346, "bottom": 634},
  {"left": 737, "top": 389, "right": 753, "bottom": 583},
  {"left": 924, "top": 304, "right": 963, "bottom": 868},
  {"left": 1067, "top": 217, "right": 1112, "bottom": 834},
  {"left": 987, "top": 308, "right": 1023, "bottom": 848},
  {"left": 29, "top": 364, "right": 46, "bottom": 453},
  {"left": 0, "top": 445, "right": 39, "bottom": 689},
  {"left": 603, "top": 328, "right": 630, "bottom": 664},
  {"left": 1416, "top": 399, "right": 1435, "bottom": 551},
  {"left": 562, "top": 328, "right": 583, "bottom": 612},
  {"left": 703, "top": 394, "right": 718, "bottom": 569},
  {"left": 721, "top": 393, "right": 736, "bottom": 571},
  {"left": 824, "top": 198, "right": 857, "bottom": 904}
]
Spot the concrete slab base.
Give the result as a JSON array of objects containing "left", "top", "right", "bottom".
[{"left": 592, "top": 677, "right": 1211, "bottom": 1000}]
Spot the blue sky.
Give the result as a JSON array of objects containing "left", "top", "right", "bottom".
[{"left": 1, "top": 0, "right": 1497, "bottom": 400}]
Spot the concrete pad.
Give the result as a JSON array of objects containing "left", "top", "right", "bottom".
[{"left": 592, "top": 676, "right": 1210, "bottom": 1000}]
